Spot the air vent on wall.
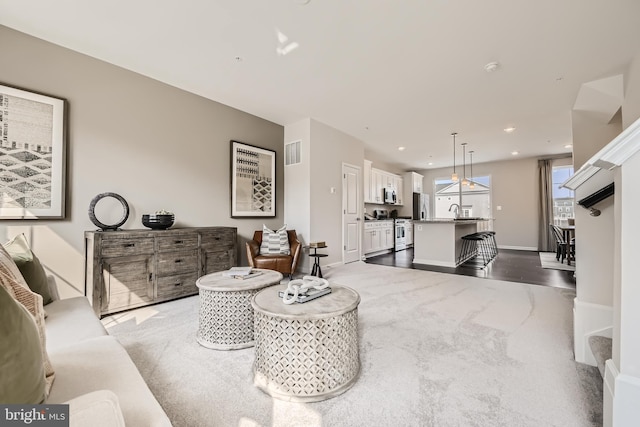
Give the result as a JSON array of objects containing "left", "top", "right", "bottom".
[{"left": 285, "top": 140, "right": 301, "bottom": 165}]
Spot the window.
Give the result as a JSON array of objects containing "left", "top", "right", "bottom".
[
  {"left": 433, "top": 175, "right": 491, "bottom": 219},
  {"left": 552, "top": 165, "right": 574, "bottom": 225}
]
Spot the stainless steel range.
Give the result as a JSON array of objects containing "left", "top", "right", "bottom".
[{"left": 394, "top": 218, "right": 412, "bottom": 251}]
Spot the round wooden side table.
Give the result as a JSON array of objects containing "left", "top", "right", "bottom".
[
  {"left": 251, "top": 284, "right": 360, "bottom": 402},
  {"left": 196, "top": 269, "right": 283, "bottom": 350}
]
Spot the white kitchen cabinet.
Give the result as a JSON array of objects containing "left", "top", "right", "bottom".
[
  {"left": 394, "top": 176, "right": 404, "bottom": 206},
  {"left": 371, "top": 168, "right": 384, "bottom": 204},
  {"left": 412, "top": 172, "right": 424, "bottom": 193},
  {"left": 363, "top": 224, "right": 377, "bottom": 253},
  {"left": 364, "top": 220, "right": 394, "bottom": 255},
  {"left": 363, "top": 228, "right": 381, "bottom": 253},
  {"left": 366, "top": 164, "right": 403, "bottom": 206},
  {"left": 384, "top": 173, "right": 394, "bottom": 188},
  {"left": 382, "top": 226, "right": 394, "bottom": 250}
]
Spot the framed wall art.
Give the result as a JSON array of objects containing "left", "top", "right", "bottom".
[
  {"left": 230, "top": 140, "right": 275, "bottom": 218},
  {"left": 0, "top": 84, "right": 66, "bottom": 219}
]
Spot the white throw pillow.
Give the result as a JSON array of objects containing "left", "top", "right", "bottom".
[{"left": 260, "top": 224, "right": 290, "bottom": 255}]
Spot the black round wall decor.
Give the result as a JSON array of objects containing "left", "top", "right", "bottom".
[{"left": 88, "top": 192, "right": 130, "bottom": 231}]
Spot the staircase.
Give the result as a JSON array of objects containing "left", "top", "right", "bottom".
[{"left": 589, "top": 335, "right": 612, "bottom": 378}]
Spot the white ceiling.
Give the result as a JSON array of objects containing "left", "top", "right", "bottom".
[{"left": 2, "top": 0, "right": 640, "bottom": 171}]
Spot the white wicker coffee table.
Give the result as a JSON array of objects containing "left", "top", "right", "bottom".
[
  {"left": 196, "top": 269, "right": 283, "bottom": 350},
  {"left": 251, "top": 284, "right": 360, "bottom": 402}
]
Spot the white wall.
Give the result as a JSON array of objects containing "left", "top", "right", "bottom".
[
  {"left": 570, "top": 104, "right": 621, "bottom": 366},
  {"left": 284, "top": 119, "right": 312, "bottom": 272},
  {"left": 310, "top": 119, "right": 364, "bottom": 267},
  {"left": 614, "top": 52, "right": 640, "bottom": 372},
  {"left": 618, "top": 151, "right": 640, "bottom": 375},
  {"left": 622, "top": 54, "right": 640, "bottom": 129},
  {"left": 0, "top": 25, "right": 285, "bottom": 298},
  {"left": 283, "top": 119, "right": 364, "bottom": 272},
  {"left": 603, "top": 54, "right": 640, "bottom": 427}
]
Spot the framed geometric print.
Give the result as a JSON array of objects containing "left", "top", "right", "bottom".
[
  {"left": 230, "top": 140, "right": 275, "bottom": 218},
  {"left": 0, "top": 84, "right": 66, "bottom": 219}
]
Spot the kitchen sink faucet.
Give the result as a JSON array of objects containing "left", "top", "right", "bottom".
[{"left": 448, "top": 203, "right": 460, "bottom": 218}]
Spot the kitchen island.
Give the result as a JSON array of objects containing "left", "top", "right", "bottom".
[{"left": 413, "top": 219, "right": 490, "bottom": 267}]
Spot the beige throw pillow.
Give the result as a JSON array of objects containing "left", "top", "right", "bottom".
[
  {"left": 0, "top": 250, "right": 55, "bottom": 397},
  {"left": 260, "top": 224, "right": 291, "bottom": 255},
  {"left": 0, "top": 283, "right": 46, "bottom": 403},
  {"left": 3, "top": 234, "right": 54, "bottom": 305}
]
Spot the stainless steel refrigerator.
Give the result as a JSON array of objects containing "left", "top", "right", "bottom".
[{"left": 412, "top": 193, "right": 430, "bottom": 220}]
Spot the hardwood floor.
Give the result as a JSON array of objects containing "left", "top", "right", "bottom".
[{"left": 365, "top": 248, "right": 576, "bottom": 289}]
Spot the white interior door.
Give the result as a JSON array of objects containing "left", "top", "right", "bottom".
[{"left": 343, "top": 164, "right": 361, "bottom": 263}]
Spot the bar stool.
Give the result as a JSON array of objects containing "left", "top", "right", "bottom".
[
  {"left": 459, "top": 232, "right": 488, "bottom": 266},
  {"left": 478, "top": 231, "right": 498, "bottom": 260}
]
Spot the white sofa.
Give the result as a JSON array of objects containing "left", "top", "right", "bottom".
[{"left": 44, "top": 278, "right": 172, "bottom": 426}]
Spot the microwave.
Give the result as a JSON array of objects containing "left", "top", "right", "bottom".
[{"left": 383, "top": 187, "right": 396, "bottom": 204}]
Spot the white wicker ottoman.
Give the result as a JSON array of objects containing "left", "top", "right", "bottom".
[
  {"left": 251, "top": 284, "right": 360, "bottom": 402},
  {"left": 196, "top": 269, "right": 282, "bottom": 350}
]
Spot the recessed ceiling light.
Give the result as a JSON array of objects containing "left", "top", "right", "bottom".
[
  {"left": 564, "top": 144, "right": 573, "bottom": 149},
  {"left": 428, "top": 162, "right": 433, "bottom": 166},
  {"left": 484, "top": 61, "right": 500, "bottom": 72},
  {"left": 398, "top": 146, "right": 406, "bottom": 151},
  {"left": 503, "top": 126, "right": 516, "bottom": 133},
  {"left": 511, "top": 151, "right": 519, "bottom": 155}
]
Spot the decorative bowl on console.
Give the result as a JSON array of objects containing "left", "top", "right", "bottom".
[{"left": 142, "top": 212, "right": 175, "bottom": 230}]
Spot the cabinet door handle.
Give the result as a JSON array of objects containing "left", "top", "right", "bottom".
[
  {"left": 174, "top": 259, "right": 183, "bottom": 263},
  {"left": 148, "top": 273, "right": 153, "bottom": 282},
  {"left": 214, "top": 237, "right": 220, "bottom": 241},
  {"left": 174, "top": 282, "right": 182, "bottom": 287},
  {"left": 124, "top": 243, "right": 135, "bottom": 248},
  {"left": 174, "top": 240, "right": 183, "bottom": 244}
]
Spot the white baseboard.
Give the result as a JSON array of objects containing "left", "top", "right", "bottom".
[
  {"left": 604, "top": 359, "right": 640, "bottom": 427},
  {"left": 573, "top": 298, "right": 613, "bottom": 366},
  {"left": 364, "top": 249, "right": 393, "bottom": 259},
  {"left": 497, "top": 245, "right": 538, "bottom": 251},
  {"left": 412, "top": 258, "right": 457, "bottom": 268}
]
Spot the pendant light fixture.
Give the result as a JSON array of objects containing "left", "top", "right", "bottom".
[
  {"left": 461, "top": 142, "right": 469, "bottom": 186},
  {"left": 451, "top": 133, "right": 458, "bottom": 182},
  {"left": 469, "top": 150, "right": 475, "bottom": 189}
]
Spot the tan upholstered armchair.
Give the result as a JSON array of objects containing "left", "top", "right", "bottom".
[{"left": 246, "top": 230, "right": 301, "bottom": 278}]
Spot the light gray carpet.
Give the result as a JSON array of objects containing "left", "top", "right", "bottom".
[
  {"left": 539, "top": 252, "right": 576, "bottom": 271},
  {"left": 103, "top": 262, "right": 601, "bottom": 427}
]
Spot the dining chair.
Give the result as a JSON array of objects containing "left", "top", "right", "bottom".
[{"left": 550, "top": 224, "right": 575, "bottom": 264}]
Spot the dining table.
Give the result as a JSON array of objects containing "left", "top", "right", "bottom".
[{"left": 558, "top": 224, "right": 576, "bottom": 265}]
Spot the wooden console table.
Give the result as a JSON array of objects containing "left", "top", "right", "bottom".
[{"left": 85, "top": 226, "right": 237, "bottom": 317}]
